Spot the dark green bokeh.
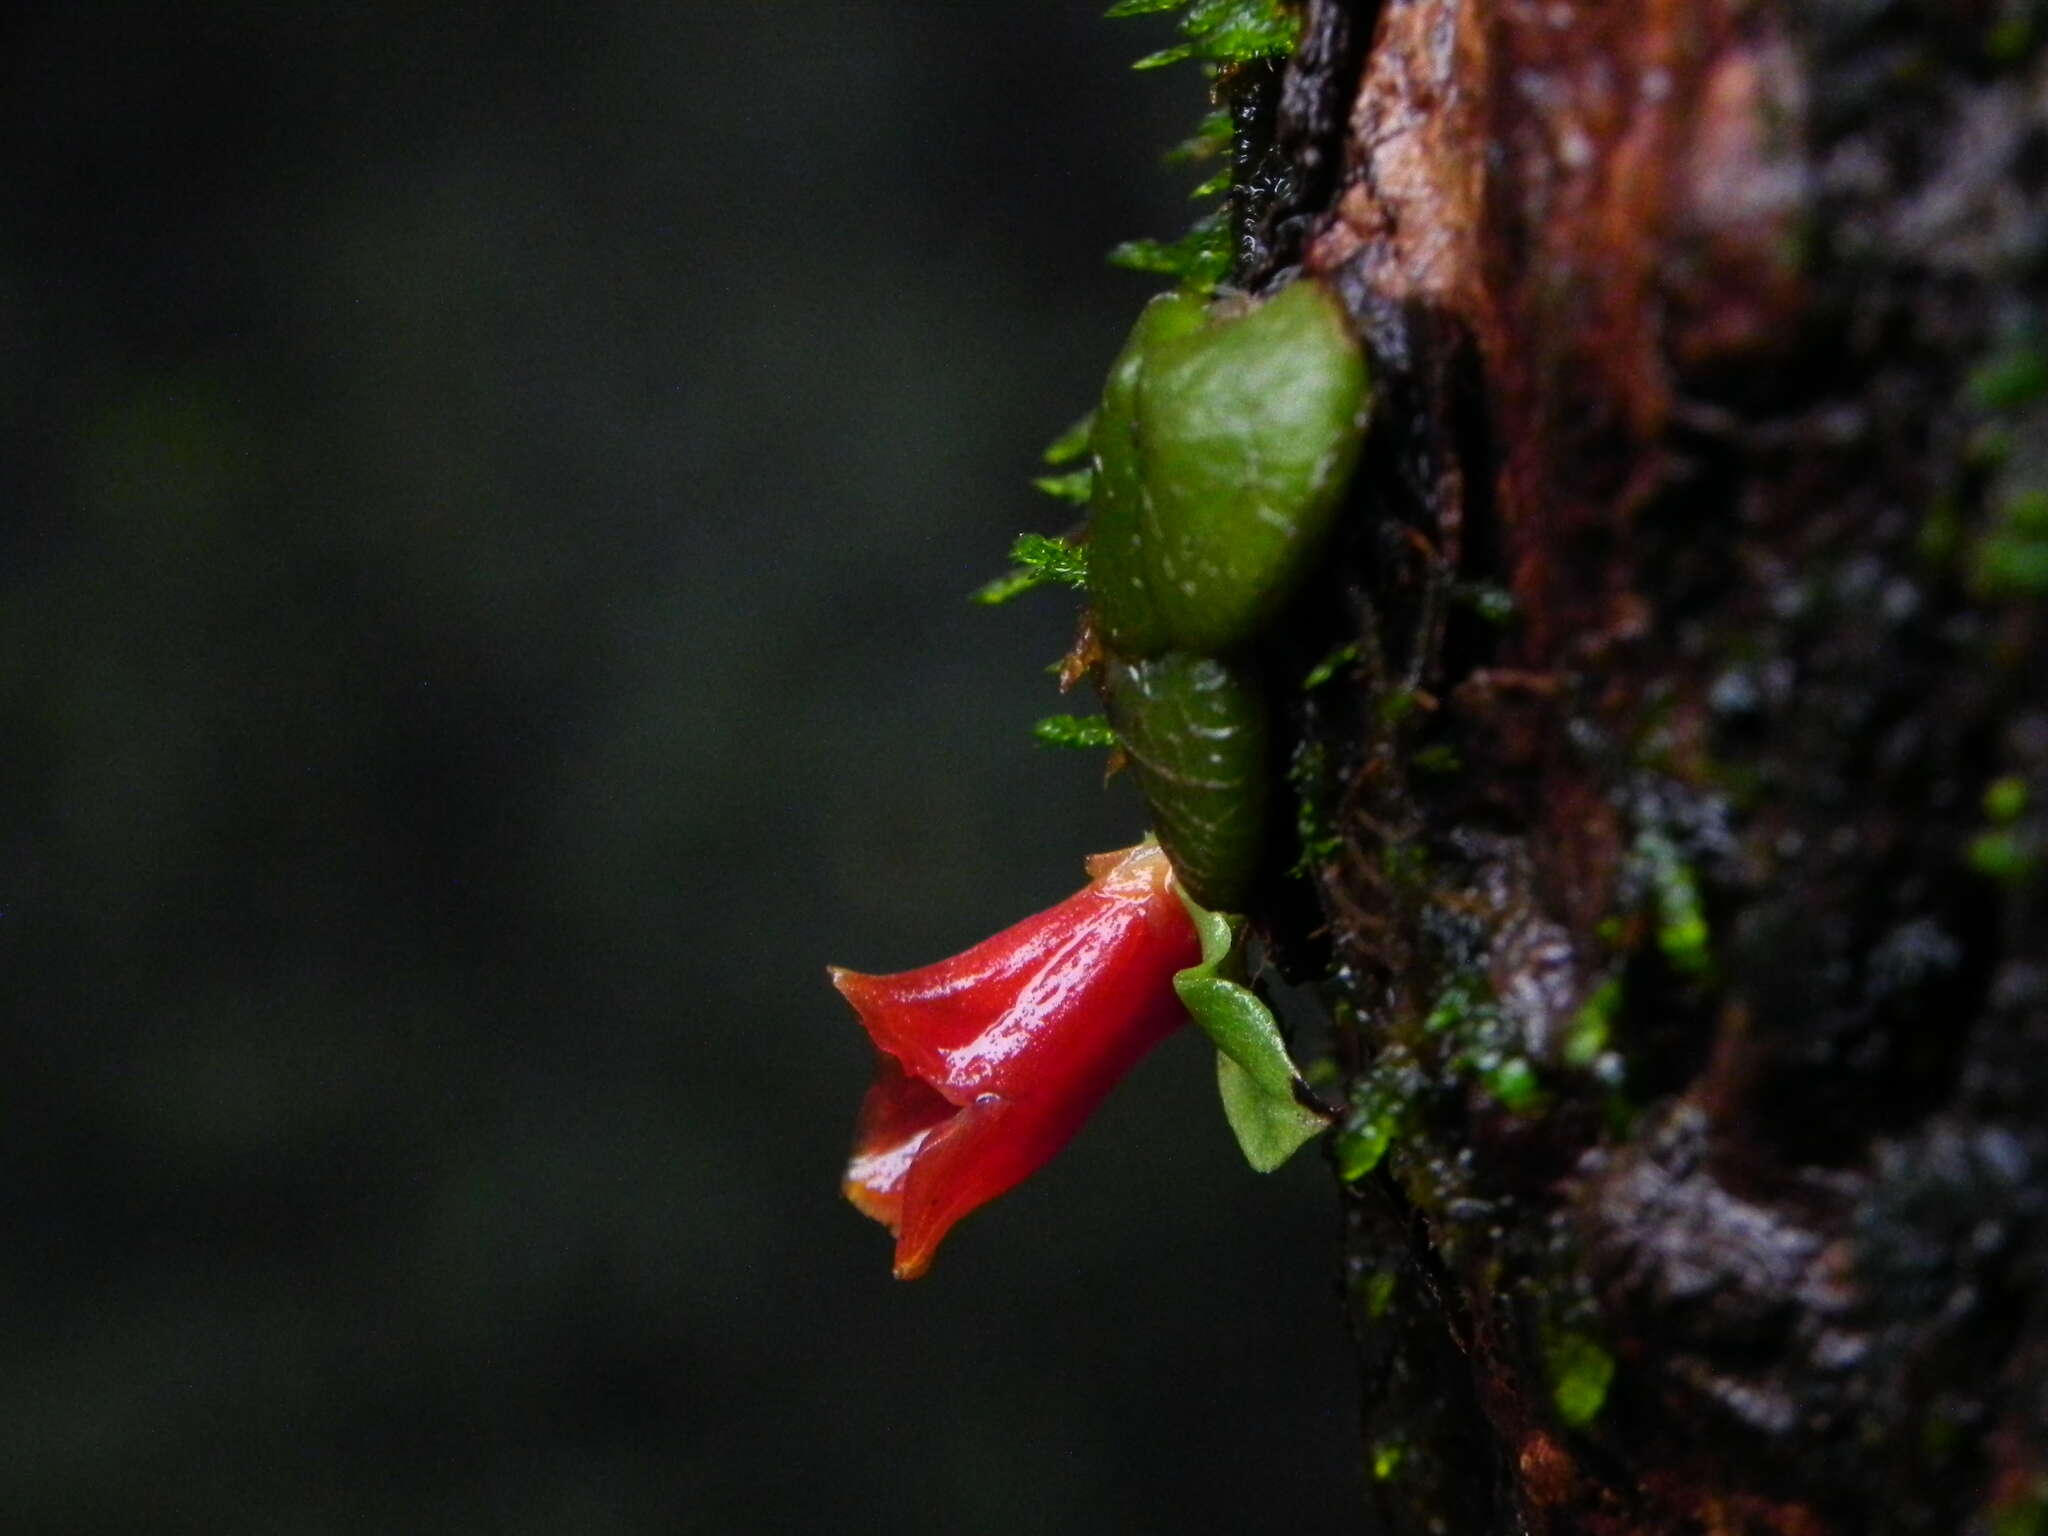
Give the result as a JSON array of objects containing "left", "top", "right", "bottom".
[{"left": 1, "top": 6, "right": 1358, "bottom": 1531}]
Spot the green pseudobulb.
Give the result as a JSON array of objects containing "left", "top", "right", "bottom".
[
  {"left": 1090, "top": 279, "right": 1368, "bottom": 659},
  {"left": 1087, "top": 278, "right": 1367, "bottom": 910},
  {"left": 1103, "top": 651, "right": 1268, "bottom": 912},
  {"left": 1088, "top": 289, "right": 1207, "bottom": 657}
]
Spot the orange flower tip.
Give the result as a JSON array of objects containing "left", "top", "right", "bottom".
[
  {"left": 841, "top": 1174, "right": 900, "bottom": 1232},
  {"left": 891, "top": 1251, "right": 934, "bottom": 1282}
]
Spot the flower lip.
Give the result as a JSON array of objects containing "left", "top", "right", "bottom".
[{"left": 832, "top": 842, "right": 1199, "bottom": 1279}]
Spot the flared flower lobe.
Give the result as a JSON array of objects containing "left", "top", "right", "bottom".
[{"left": 831, "top": 842, "right": 1198, "bottom": 1278}]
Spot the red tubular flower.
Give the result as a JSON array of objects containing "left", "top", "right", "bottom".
[{"left": 831, "top": 842, "right": 1199, "bottom": 1279}]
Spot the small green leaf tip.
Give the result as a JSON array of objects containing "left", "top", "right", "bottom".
[
  {"left": 970, "top": 533, "right": 1090, "bottom": 606},
  {"left": 1303, "top": 642, "right": 1360, "bottom": 691},
  {"left": 1171, "top": 883, "right": 1331, "bottom": 1172},
  {"left": 1032, "top": 469, "right": 1095, "bottom": 505},
  {"left": 1042, "top": 412, "right": 1096, "bottom": 466},
  {"left": 1107, "top": 213, "right": 1232, "bottom": 290},
  {"left": 1032, "top": 714, "right": 1119, "bottom": 750}
]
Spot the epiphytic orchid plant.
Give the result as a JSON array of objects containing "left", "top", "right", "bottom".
[
  {"left": 830, "top": 169, "right": 1370, "bottom": 1276},
  {"left": 832, "top": 842, "right": 1333, "bottom": 1278}
]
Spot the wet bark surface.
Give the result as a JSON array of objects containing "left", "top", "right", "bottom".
[{"left": 1251, "top": 2, "right": 2048, "bottom": 1530}]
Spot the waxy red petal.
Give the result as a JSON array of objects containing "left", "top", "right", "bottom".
[{"left": 832, "top": 843, "right": 1199, "bottom": 1278}]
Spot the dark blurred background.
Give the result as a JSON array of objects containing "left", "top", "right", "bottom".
[{"left": 1, "top": 6, "right": 1360, "bottom": 1531}]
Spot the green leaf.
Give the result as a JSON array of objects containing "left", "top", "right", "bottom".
[
  {"left": 1132, "top": 43, "right": 1195, "bottom": 69},
  {"left": 1217, "top": 1053, "right": 1331, "bottom": 1173},
  {"left": 1165, "top": 110, "right": 1232, "bottom": 165},
  {"left": 1010, "top": 532, "right": 1088, "bottom": 585},
  {"left": 1041, "top": 412, "right": 1096, "bottom": 466},
  {"left": 969, "top": 570, "right": 1041, "bottom": 606},
  {"left": 1032, "top": 714, "right": 1119, "bottom": 750},
  {"left": 1031, "top": 468, "right": 1094, "bottom": 504},
  {"left": 1106, "top": 210, "right": 1232, "bottom": 290},
  {"left": 1172, "top": 884, "right": 1331, "bottom": 1171},
  {"left": 1104, "top": 0, "right": 1183, "bottom": 16}
]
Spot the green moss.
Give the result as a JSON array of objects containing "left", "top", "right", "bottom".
[
  {"left": 1563, "top": 978, "right": 1621, "bottom": 1068},
  {"left": 1409, "top": 743, "right": 1462, "bottom": 776},
  {"left": 1106, "top": 213, "right": 1232, "bottom": 290},
  {"left": 1287, "top": 739, "right": 1342, "bottom": 876},
  {"left": 1336, "top": 1045, "right": 1419, "bottom": 1180},
  {"left": 1417, "top": 978, "right": 1552, "bottom": 1114},
  {"left": 1335, "top": 1111, "right": 1395, "bottom": 1181},
  {"left": 1977, "top": 532, "right": 2048, "bottom": 594},
  {"left": 1165, "top": 109, "right": 1233, "bottom": 165},
  {"left": 1635, "top": 829, "right": 1711, "bottom": 976},
  {"left": 1424, "top": 980, "right": 1486, "bottom": 1036},
  {"left": 1108, "top": 0, "right": 1300, "bottom": 70},
  {"left": 971, "top": 533, "right": 1089, "bottom": 605},
  {"left": 1104, "top": 1, "right": 1301, "bottom": 293},
  {"left": 1978, "top": 490, "right": 2048, "bottom": 595},
  {"left": 2006, "top": 489, "right": 2048, "bottom": 534},
  {"left": 1986, "top": 775, "right": 2029, "bottom": 824},
  {"left": 1357, "top": 1268, "right": 1398, "bottom": 1319},
  {"left": 1969, "top": 828, "right": 2038, "bottom": 881},
  {"left": 1032, "top": 714, "right": 1119, "bottom": 750},
  {"left": 1482, "top": 1056, "right": 1543, "bottom": 1113},
  {"left": 1970, "top": 346, "right": 2048, "bottom": 411},
  {"left": 1302, "top": 641, "right": 1359, "bottom": 691},
  {"left": 1543, "top": 1331, "right": 1615, "bottom": 1428}
]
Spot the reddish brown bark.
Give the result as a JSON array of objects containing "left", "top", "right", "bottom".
[{"left": 1258, "top": 2, "right": 2048, "bottom": 1530}]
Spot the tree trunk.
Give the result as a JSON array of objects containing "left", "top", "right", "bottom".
[{"left": 1254, "top": 2, "right": 2048, "bottom": 1530}]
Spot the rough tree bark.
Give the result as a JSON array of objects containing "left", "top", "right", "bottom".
[{"left": 1238, "top": 2, "right": 2048, "bottom": 1530}]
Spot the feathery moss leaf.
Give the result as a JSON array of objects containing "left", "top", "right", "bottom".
[
  {"left": 1033, "top": 714, "right": 1120, "bottom": 749},
  {"left": 970, "top": 533, "right": 1090, "bottom": 606}
]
